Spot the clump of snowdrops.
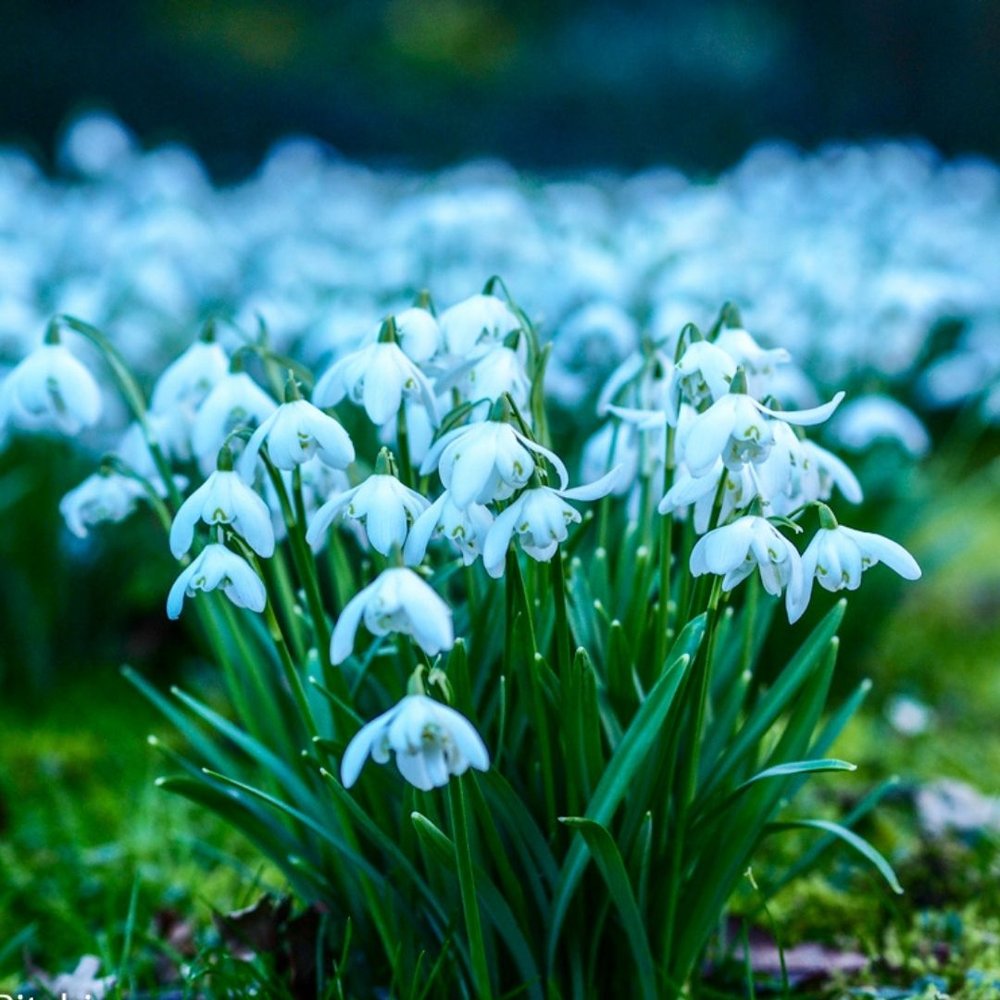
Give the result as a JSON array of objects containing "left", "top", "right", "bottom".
[{"left": 5, "top": 284, "right": 921, "bottom": 996}]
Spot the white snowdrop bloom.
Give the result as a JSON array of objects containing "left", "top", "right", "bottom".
[
  {"left": 404, "top": 491, "right": 495, "bottom": 570},
  {"left": 827, "top": 394, "right": 931, "bottom": 457},
  {"left": 191, "top": 372, "right": 277, "bottom": 474},
  {"left": 170, "top": 469, "right": 274, "bottom": 559},
  {"left": 659, "top": 461, "right": 760, "bottom": 533},
  {"left": 239, "top": 398, "right": 355, "bottom": 477},
  {"left": 437, "top": 342, "right": 532, "bottom": 411},
  {"left": 438, "top": 293, "right": 520, "bottom": 357},
  {"left": 330, "top": 567, "right": 453, "bottom": 664},
  {"left": 394, "top": 306, "right": 442, "bottom": 364},
  {"left": 581, "top": 422, "right": 640, "bottom": 496},
  {"left": 150, "top": 339, "right": 228, "bottom": 459},
  {"left": 790, "top": 518, "right": 921, "bottom": 622},
  {"left": 714, "top": 327, "right": 791, "bottom": 380},
  {"left": 420, "top": 420, "right": 569, "bottom": 508},
  {"left": 667, "top": 340, "right": 737, "bottom": 420},
  {"left": 166, "top": 543, "right": 266, "bottom": 619},
  {"left": 60, "top": 470, "right": 144, "bottom": 538},
  {"left": 597, "top": 346, "right": 674, "bottom": 415},
  {"left": 690, "top": 515, "right": 803, "bottom": 617},
  {"left": 0, "top": 342, "right": 101, "bottom": 435},
  {"left": 314, "top": 340, "right": 438, "bottom": 426},
  {"left": 306, "top": 473, "right": 429, "bottom": 556},
  {"left": 482, "top": 466, "right": 622, "bottom": 569},
  {"left": 684, "top": 391, "right": 845, "bottom": 478},
  {"left": 798, "top": 440, "right": 863, "bottom": 505},
  {"left": 340, "top": 693, "right": 489, "bottom": 791},
  {"left": 378, "top": 396, "right": 438, "bottom": 466}
]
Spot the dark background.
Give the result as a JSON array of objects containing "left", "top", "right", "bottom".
[{"left": 4, "top": 0, "right": 999, "bottom": 178}]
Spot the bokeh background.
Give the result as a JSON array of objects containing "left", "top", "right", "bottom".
[{"left": 5, "top": 0, "right": 1000, "bottom": 175}]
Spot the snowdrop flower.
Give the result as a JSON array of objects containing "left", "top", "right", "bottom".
[
  {"left": 191, "top": 372, "right": 277, "bottom": 474},
  {"left": 827, "top": 394, "right": 931, "bottom": 457},
  {"left": 597, "top": 345, "right": 674, "bottom": 415},
  {"left": 404, "top": 491, "right": 495, "bottom": 570},
  {"left": 789, "top": 509, "right": 921, "bottom": 622},
  {"left": 659, "top": 460, "right": 760, "bottom": 533},
  {"left": 420, "top": 420, "right": 568, "bottom": 508},
  {"left": 714, "top": 327, "right": 790, "bottom": 382},
  {"left": 330, "top": 567, "right": 453, "bottom": 664},
  {"left": 684, "top": 389, "right": 845, "bottom": 478},
  {"left": 394, "top": 306, "right": 442, "bottom": 364},
  {"left": 166, "top": 543, "right": 266, "bottom": 619},
  {"left": 314, "top": 340, "right": 438, "bottom": 426},
  {"left": 306, "top": 471, "right": 429, "bottom": 556},
  {"left": 690, "top": 515, "right": 803, "bottom": 618},
  {"left": 798, "top": 440, "right": 863, "bottom": 505},
  {"left": 439, "top": 293, "right": 520, "bottom": 357},
  {"left": 169, "top": 466, "right": 275, "bottom": 558},
  {"left": 667, "top": 340, "right": 737, "bottom": 419},
  {"left": 239, "top": 398, "right": 354, "bottom": 477},
  {"left": 341, "top": 693, "right": 489, "bottom": 791},
  {"left": 0, "top": 342, "right": 101, "bottom": 434},
  {"left": 438, "top": 342, "right": 532, "bottom": 411},
  {"left": 483, "top": 466, "right": 622, "bottom": 569},
  {"left": 60, "top": 469, "right": 144, "bottom": 537}
]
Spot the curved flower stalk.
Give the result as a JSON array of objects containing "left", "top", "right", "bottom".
[
  {"left": 420, "top": 420, "right": 569, "bottom": 508},
  {"left": 330, "top": 566, "right": 453, "bottom": 664},
  {"left": 166, "top": 543, "right": 266, "bottom": 619},
  {"left": 238, "top": 398, "right": 355, "bottom": 476},
  {"left": 341, "top": 693, "right": 489, "bottom": 791},
  {"left": 0, "top": 341, "right": 101, "bottom": 435},
  {"left": 790, "top": 508, "right": 921, "bottom": 622},
  {"left": 403, "top": 491, "right": 495, "bottom": 571},
  {"left": 482, "top": 466, "right": 622, "bottom": 570},
  {"left": 169, "top": 467, "right": 275, "bottom": 558},
  {"left": 306, "top": 471, "right": 429, "bottom": 557},
  {"left": 690, "top": 514, "right": 803, "bottom": 619},
  {"left": 191, "top": 372, "right": 277, "bottom": 474},
  {"left": 314, "top": 339, "right": 439, "bottom": 427}
]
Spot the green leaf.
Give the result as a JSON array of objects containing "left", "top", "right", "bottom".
[
  {"left": 546, "top": 615, "right": 703, "bottom": 966},
  {"left": 411, "top": 812, "right": 543, "bottom": 1000},
  {"left": 559, "top": 818, "right": 657, "bottom": 1000},
  {"left": 767, "top": 818, "right": 904, "bottom": 895}
]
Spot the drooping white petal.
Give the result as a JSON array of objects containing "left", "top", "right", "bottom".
[
  {"left": 330, "top": 581, "right": 376, "bottom": 665},
  {"left": 755, "top": 391, "right": 845, "bottom": 428},
  {"left": 843, "top": 527, "right": 921, "bottom": 580}
]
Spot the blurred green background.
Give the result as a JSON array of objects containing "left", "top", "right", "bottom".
[{"left": 3, "top": 0, "right": 999, "bottom": 174}]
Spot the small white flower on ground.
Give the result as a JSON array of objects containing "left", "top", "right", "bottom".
[
  {"left": 420, "top": 421, "right": 568, "bottom": 508},
  {"left": 0, "top": 342, "right": 101, "bottom": 434},
  {"left": 483, "top": 466, "right": 622, "bottom": 569},
  {"left": 341, "top": 693, "right": 489, "bottom": 791},
  {"left": 170, "top": 469, "right": 275, "bottom": 558},
  {"left": 166, "top": 543, "right": 266, "bottom": 619},
  {"left": 239, "top": 398, "right": 355, "bottom": 477},
  {"left": 314, "top": 340, "right": 438, "bottom": 426},
  {"left": 330, "top": 567, "right": 453, "bottom": 664},
  {"left": 192, "top": 372, "right": 277, "bottom": 474},
  {"left": 404, "top": 491, "right": 495, "bottom": 571},
  {"left": 790, "top": 518, "right": 921, "bottom": 622},
  {"left": 306, "top": 473, "right": 429, "bottom": 556},
  {"left": 690, "top": 515, "right": 803, "bottom": 618}
]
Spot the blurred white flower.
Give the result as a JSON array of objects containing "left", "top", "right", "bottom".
[
  {"left": 341, "top": 693, "right": 489, "bottom": 791},
  {"left": 827, "top": 394, "right": 931, "bottom": 457},
  {"left": 239, "top": 398, "right": 354, "bottom": 476},
  {"left": 306, "top": 473, "right": 429, "bottom": 556},
  {"left": 60, "top": 470, "right": 144, "bottom": 537},
  {"left": 330, "top": 567, "right": 453, "bottom": 663},
  {"left": 192, "top": 372, "right": 277, "bottom": 474},
  {"left": 166, "top": 543, "right": 266, "bottom": 619},
  {"left": 420, "top": 420, "right": 568, "bottom": 508},
  {"left": 170, "top": 468, "right": 274, "bottom": 558},
  {"left": 0, "top": 342, "right": 101, "bottom": 435},
  {"left": 439, "top": 293, "right": 520, "bottom": 357}
]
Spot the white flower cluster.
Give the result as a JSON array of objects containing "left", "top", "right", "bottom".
[
  {"left": 596, "top": 323, "right": 921, "bottom": 621},
  {"left": 1, "top": 112, "right": 998, "bottom": 450}
]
